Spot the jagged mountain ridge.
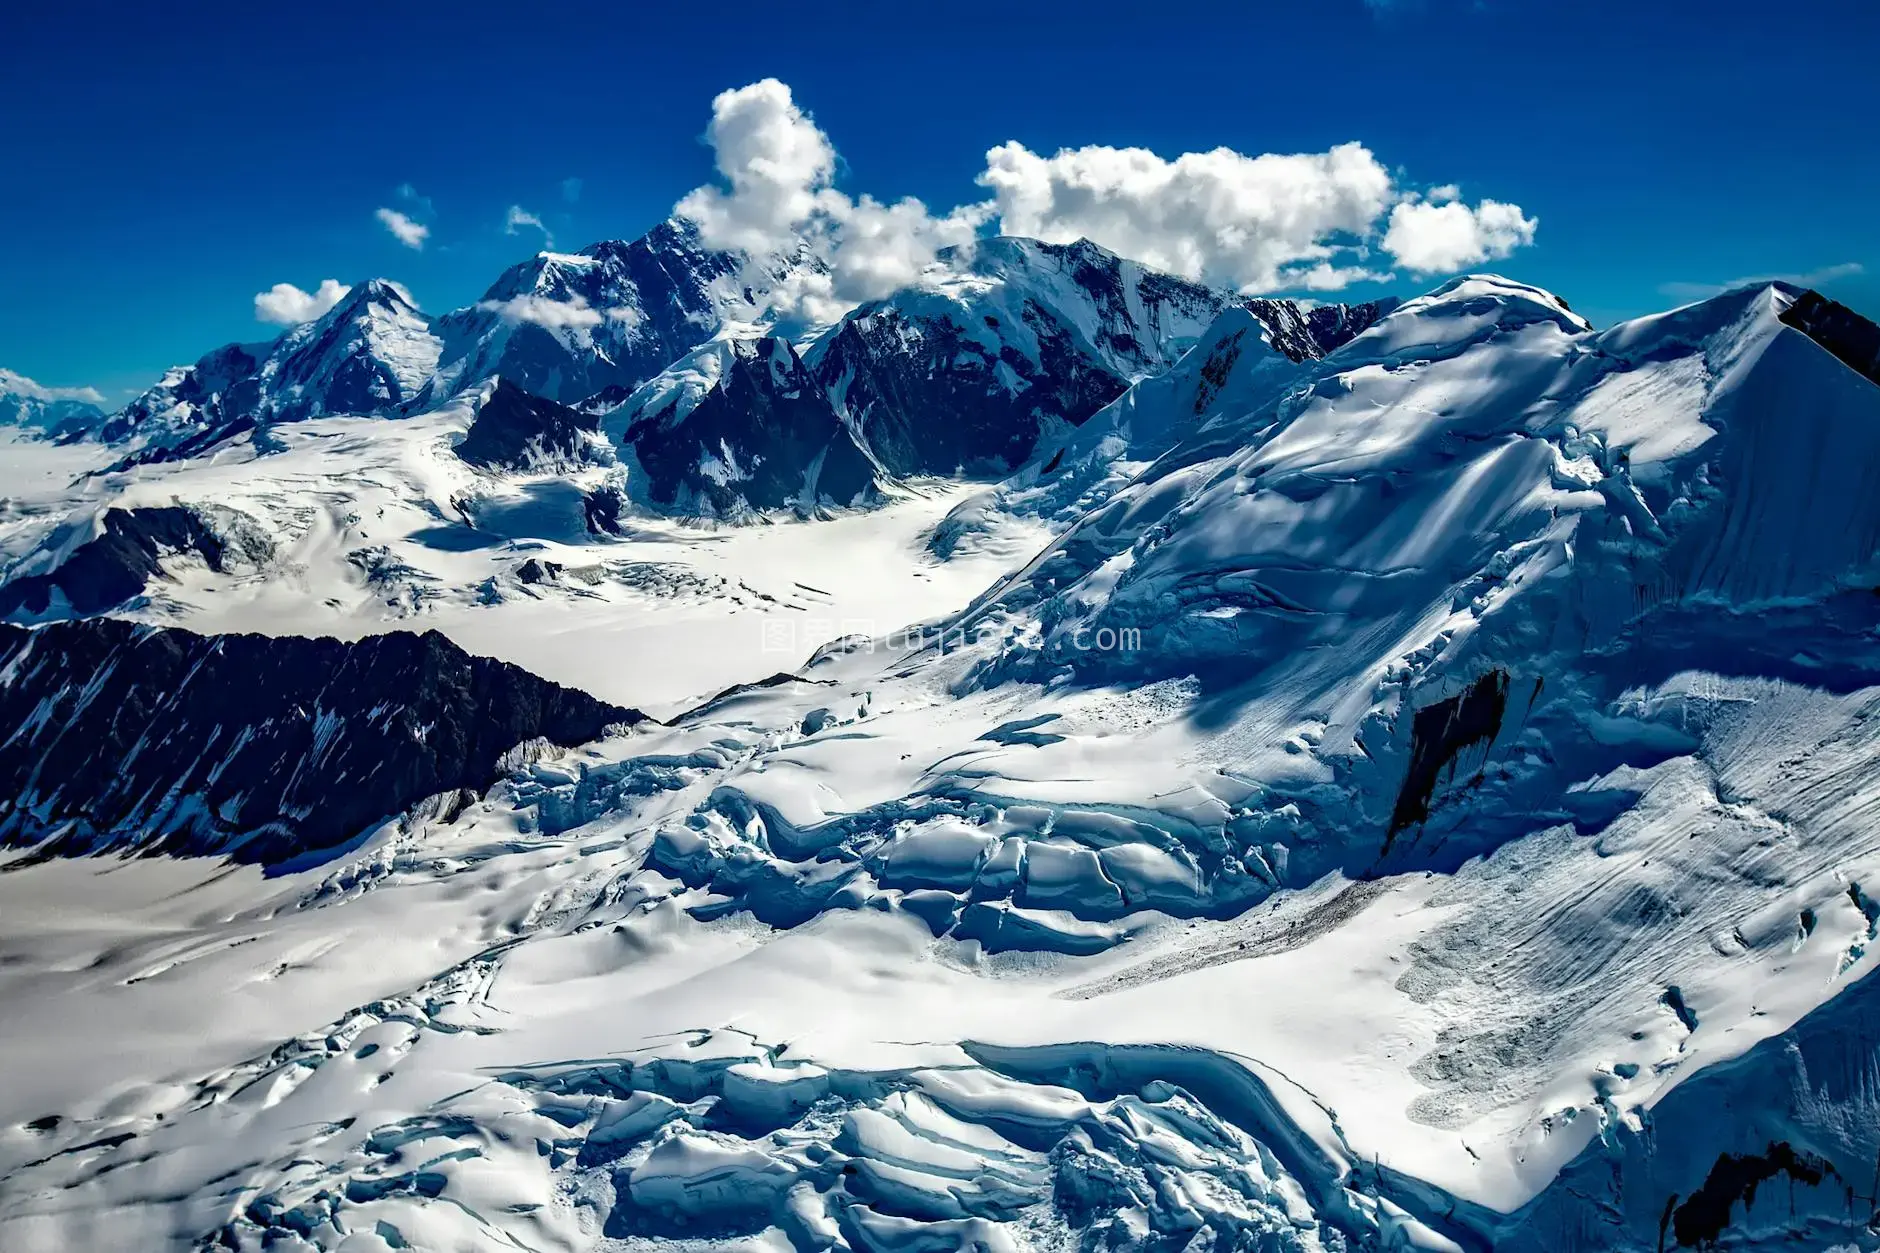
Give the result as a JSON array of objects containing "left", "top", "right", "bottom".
[
  {"left": 0, "top": 369, "right": 105, "bottom": 435},
  {"left": 0, "top": 618, "right": 643, "bottom": 867},
  {"left": 606, "top": 236, "right": 1396, "bottom": 513},
  {"left": 94, "top": 280, "right": 439, "bottom": 450},
  {"left": 78, "top": 219, "right": 781, "bottom": 456},
  {"left": 424, "top": 217, "right": 820, "bottom": 407}
]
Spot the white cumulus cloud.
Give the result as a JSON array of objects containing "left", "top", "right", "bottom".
[
  {"left": 676, "top": 79, "right": 985, "bottom": 322},
  {"left": 0, "top": 368, "right": 105, "bottom": 405},
  {"left": 478, "top": 294, "right": 604, "bottom": 329},
  {"left": 978, "top": 140, "right": 1397, "bottom": 293},
  {"left": 376, "top": 207, "right": 429, "bottom": 250},
  {"left": 1382, "top": 197, "right": 1538, "bottom": 274},
  {"left": 254, "top": 278, "right": 351, "bottom": 325},
  {"left": 676, "top": 79, "right": 1540, "bottom": 316},
  {"left": 505, "top": 205, "right": 553, "bottom": 249}
]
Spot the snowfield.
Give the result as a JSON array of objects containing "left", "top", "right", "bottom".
[{"left": 4, "top": 272, "right": 1880, "bottom": 1253}]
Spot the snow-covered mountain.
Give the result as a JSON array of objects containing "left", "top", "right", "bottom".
[
  {"left": 617, "top": 331, "right": 879, "bottom": 515},
  {"left": 928, "top": 294, "right": 1398, "bottom": 555},
  {"left": 809, "top": 237, "right": 1228, "bottom": 478},
  {"left": 100, "top": 280, "right": 439, "bottom": 453},
  {"left": 425, "top": 217, "right": 817, "bottom": 407},
  {"left": 0, "top": 369, "right": 106, "bottom": 435},
  {"left": 4, "top": 273, "right": 1880, "bottom": 1253},
  {"left": 78, "top": 219, "right": 803, "bottom": 464},
  {"left": 451, "top": 377, "right": 612, "bottom": 474},
  {"left": 601, "top": 237, "right": 1360, "bottom": 514}
]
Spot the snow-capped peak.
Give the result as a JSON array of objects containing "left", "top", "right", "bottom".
[{"left": 0, "top": 368, "right": 107, "bottom": 435}]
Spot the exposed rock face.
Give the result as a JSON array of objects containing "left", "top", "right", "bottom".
[
  {"left": 625, "top": 335, "right": 877, "bottom": 514},
  {"left": 812, "top": 299, "right": 1131, "bottom": 478},
  {"left": 1242, "top": 297, "right": 1399, "bottom": 363},
  {"left": 582, "top": 485, "right": 627, "bottom": 535},
  {"left": 0, "top": 506, "right": 243, "bottom": 617},
  {"left": 453, "top": 378, "right": 606, "bottom": 472},
  {"left": 1388, "top": 669, "right": 1512, "bottom": 841},
  {"left": 1779, "top": 287, "right": 1880, "bottom": 386},
  {"left": 0, "top": 619, "right": 643, "bottom": 867}
]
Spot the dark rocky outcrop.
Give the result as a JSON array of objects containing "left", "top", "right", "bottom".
[
  {"left": 582, "top": 485, "right": 626, "bottom": 535},
  {"left": 1243, "top": 297, "right": 1399, "bottom": 363},
  {"left": 1780, "top": 288, "right": 1880, "bottom": 388},
  {"left": 1388, "top": 669, "right": 1511, "bottom": 840},
  {"left": 0, "top": 619, "right": 643, "bottom": 867},
  {"left": 0, "top": 506, "right": 234, "bottom": 617},
  {"left": 454, "top": 378, "right": 604, "bottom": 472},
  {"left": 1667, "top": 1142, "right": 1840, "bottom": 1249}
]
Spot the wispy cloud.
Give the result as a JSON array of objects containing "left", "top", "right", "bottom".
[
  {"left": 477, "top": 293, "right": 602, "bottom": 329},
  {"left": 376, "top": 206, "right": 429, "bottom": 250},
  {"left": 254, "top": 278, "right": 350, "bottom": 325},
  {"left": 504, "top": 204, "right": 553, "bottom": 250},
  {"left": 1658, "top": 261, "right": 1865, "bottom": 302},
  {"left": 0, "top": 367, "right": 105, "bottom": 405},
  {"left": 561, "top": 177, "right": 583, "bottom": 204},
  {"left": 395, "top": 183, "right": 435, "bottom": 216}
]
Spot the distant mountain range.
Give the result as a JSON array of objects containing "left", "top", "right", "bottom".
[{"left": 20, "top": 220, "right": 1391, "bottom": 516}]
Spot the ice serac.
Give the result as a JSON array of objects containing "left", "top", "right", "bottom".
[
  {"left": 451, "top": 377, "right": 608, "bottom": 473},
  {"left": 427, "top": 217, "right": 817, "bottom": 406},
  {"left": 98, "top": 280, "right": 440, "bottom": 453},
  {"left": 618, "top": 277, "right": 1880, "bottom": 1245},
  {"left": 0, "top": 619, "right": 642, "bottom": 867}
]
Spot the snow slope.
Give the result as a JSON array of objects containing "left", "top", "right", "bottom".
[{"left": 4, "top": 277, "right": 1880, "bottom": 1253}]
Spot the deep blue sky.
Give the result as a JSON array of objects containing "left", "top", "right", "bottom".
[{"left": 4, "top": 0, "right": 1876, "bottom": 396}]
